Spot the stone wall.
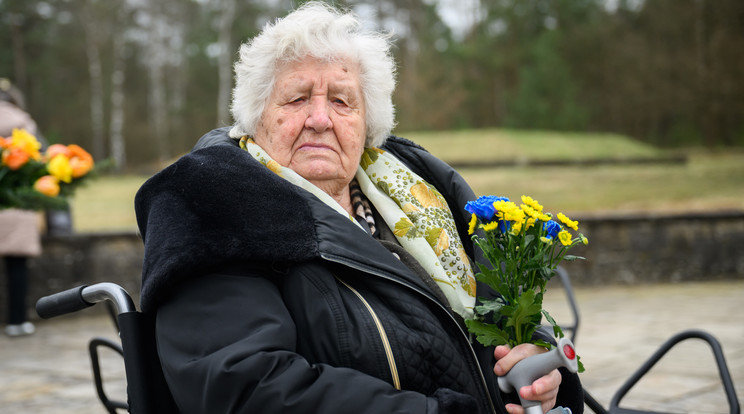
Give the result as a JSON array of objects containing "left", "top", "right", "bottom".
[
  {"left": 1, "top": 211, "right": 742, "bottom": 323},
  {"left": 1, "top": 232, "right": 144, "bottom": 324},
  {"left": 558, "top": 210, "right": 744, "bottom": 286}
]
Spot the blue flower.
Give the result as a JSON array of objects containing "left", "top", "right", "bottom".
[
  {"left": 465, "top": 195, "right": 510, "bottom": 221},
  {"left": 497, "top": 220, "right": 511, "bottom": 233},
  {"left": 543, "top": 220, "right": 561, "bottom": 239}
]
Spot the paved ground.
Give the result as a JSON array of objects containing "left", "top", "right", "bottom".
[{"left": 1, "top": 280, "right": 742, "bottom": 413}]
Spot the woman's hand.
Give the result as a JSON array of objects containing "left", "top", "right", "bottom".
[{"left": 493, "top": 344, "right": 562, "bottom": 414}]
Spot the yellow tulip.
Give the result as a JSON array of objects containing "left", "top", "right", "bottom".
[
  {"left": 47, "top": 154, "right": 73, "bottom": 183},
  {"left": 10, "top": 128, "right": 41, "bottom": 160}
]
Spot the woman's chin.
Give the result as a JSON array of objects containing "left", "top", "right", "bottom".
[{"left": 291, "top": 158, "right": 346, "bottom": 182}]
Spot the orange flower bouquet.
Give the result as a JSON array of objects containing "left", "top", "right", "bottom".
[{"left": 0, "top": 128, "right": 94, "bottom": 210}]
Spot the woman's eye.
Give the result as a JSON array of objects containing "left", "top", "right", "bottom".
[{"left": 332, "top": 98, "right": 347, "bottom": 106}]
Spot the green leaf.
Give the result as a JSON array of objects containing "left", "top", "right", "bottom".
[
  {"left": 542, "top": 310, "right": 565, "bottom": 338},
  {"left": 505, "top": 290, "right": 542, "bottom": 329},
  {"left": 475, "top": 268, "right": 510, "bottom": 296},
  {"left": 533, "top": 339, "right": 553, "bottom": 349},
  {"left": 465, "top": 319, "right": 510, "bottom": 347},
  {"left": 474, "top": 297, "right": 505, "bottom": 316},
  {"left": 561, "top": 255, "right": 585, "bottom": 262}
]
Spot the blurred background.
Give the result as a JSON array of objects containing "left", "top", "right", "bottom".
[
  {"left": 3, "top": 0, "right": 743, "bottom": 165},
  {"left": 3, "top": 0, "right": 744, "bottom": 231}
]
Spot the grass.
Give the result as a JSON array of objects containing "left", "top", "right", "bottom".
[
  {"left": 458, "top": 151, "right": 744, "bottom": 216},
  {"left": 68, "top": 130, "right": 744, "bottom": 232},
  {"left": 70, "top": 175, "right": 149, "bottom": 232},
  {"left": 404, "top": 129, "right": 664, "bottom": 162}
]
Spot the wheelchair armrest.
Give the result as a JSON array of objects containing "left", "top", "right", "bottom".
[{"left": 89, "top": 337, "right": 128, "bottom": 414}]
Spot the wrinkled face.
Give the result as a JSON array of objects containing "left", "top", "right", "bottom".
[{"left": 255, "top": 57, "right": 366, "bottom": 194}]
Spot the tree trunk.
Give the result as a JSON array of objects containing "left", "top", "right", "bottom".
[
  {"left": 695, "top": 0, "right": 714, "bottom": 147},
  {"left": 109, "top": 13, "right": 127, "bottom": 170},
  {"left": 9, "top": 14, "right": 27, "bottom": 95},
  {"left": 216, "top": 0, "right": 237, "bottom": 127},
  {"left": 83, "top": 10, "right": 106, "bottom": 161},
  {"left": 147, "top": 13, "right": 169, "bottom": 162}
]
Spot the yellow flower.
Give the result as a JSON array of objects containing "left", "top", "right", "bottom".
[
  {"left": 34, "top": 175, "right": 60, "bottom": 197},
  {"left": 504, "top": 207, "right": 525, "bottom": 223},
  {"left": 525, "top": 217, "right": 536, "bottom": 230},
  {"left": 10, "top": 128, "right": 42, "bottom": 160},
  {"left": 557, "top": 212, "right": 579, "bottom": 231},
  {"left": 468, "top": 213, "right": 477, "bottom": 235},
  {"left": 493, "top": 200, "right": 521, "bottom": 222},
  {"left": 537, "top": 213, "right": 551, "bottom": 222},
  {"left": 492, "top": 200, "right": 511, "bottom": 214},
  {"left": 520, "top": 203, "right": 539, "bottom": 219},
  {"left": 483, "top": 221, "right": 500, "bottom": 232},
  {"left": 540, "top": 236, "right": 553, "bottom": 245},
  {"left": 581, "top": 235, "right": 589, "bottom": 245},
  {"left": 558, "top": 230, "right": 573, "bottom": 246},
  {"left": 47, "top": 154, "right": 73, "bottom": 183},
  {"left": 521, "top": 195, "right": 543, "bottom": 212}
]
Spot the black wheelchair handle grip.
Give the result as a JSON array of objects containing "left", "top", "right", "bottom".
[{"left": 36, "top": 285, "right": 94, "bottom": 319}]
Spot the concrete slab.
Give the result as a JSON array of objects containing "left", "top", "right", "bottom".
[{"left": 1, "top": 280, "right": 742, "bottom": 413}]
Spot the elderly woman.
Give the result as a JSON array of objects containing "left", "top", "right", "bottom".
[{"left": 135, "top": 3, "right": 582, "bottom": 413}]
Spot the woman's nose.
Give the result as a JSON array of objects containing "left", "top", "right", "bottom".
[{"left": 305, "top": 97, "right": 333, "bottom": 132}]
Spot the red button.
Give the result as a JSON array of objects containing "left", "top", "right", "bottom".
[{"left": 563, "top": 344, "right": 576, "bottom": 360}]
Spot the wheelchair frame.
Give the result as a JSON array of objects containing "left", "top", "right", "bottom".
[{"left": 36, "top": 275, "right": 740, "bottom": 414}]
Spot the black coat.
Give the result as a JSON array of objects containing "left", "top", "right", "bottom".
[{"left": 134, "top": 128, "right": 583, "bottom": 414}]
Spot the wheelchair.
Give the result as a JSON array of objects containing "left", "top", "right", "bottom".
[{"left": 36, "top": 272, "right": 740, "bottom": 414}]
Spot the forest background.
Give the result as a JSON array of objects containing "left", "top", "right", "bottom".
[{"left": 1, "top": 0, "right": 743, "bottom": 170}]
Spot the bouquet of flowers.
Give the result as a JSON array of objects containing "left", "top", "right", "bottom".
[
  {"left": 464, "top": 195, "right": 587, "bottom": 371},
  {"left": 1, "top": 128, "right": 94, "bottom": 210}
]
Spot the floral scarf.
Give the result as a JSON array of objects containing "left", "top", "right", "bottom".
[{"left": 240, "top": 137, "right": 476, "bottom": 319}]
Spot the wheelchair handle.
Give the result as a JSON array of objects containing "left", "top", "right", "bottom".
[
  {"left": 36, "top": 282, "right": 136, "bottom": 319},
  {"left": 498, "top": 337, "right": 579, "bottom": 414}
]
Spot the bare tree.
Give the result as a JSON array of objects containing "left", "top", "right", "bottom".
[
  {"left": 81, "top": 0, "right": 106, "bottom": 161},
  {"left": 216, "top": 0, "right": 237, "bottom": 127},
  {"left": 109, "top": 4, "right": 128, "bottom": 170}
]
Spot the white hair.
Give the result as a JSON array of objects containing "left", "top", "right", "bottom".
[{"left": 229, "top": 1, "right": 397, "bottom": 148}]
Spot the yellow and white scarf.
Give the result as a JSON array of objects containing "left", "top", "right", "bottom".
[{"left": 240, "top": 137, "right": 476, "bottom": 319}]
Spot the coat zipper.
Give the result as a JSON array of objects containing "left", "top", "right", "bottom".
[
  {"left": 334, "top": 275, "right": 402, "bottom": 390},
  {"left": 323, "top": 254, "right": 497, "bottom": 414}
]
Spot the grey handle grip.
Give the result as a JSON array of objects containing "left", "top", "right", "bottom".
[
  {"left": 36, "top": 285, "right": 92, "bottom": 319},
  {"left": 497, "top": 337, "right": 579, "bottom": 414},
  {"left": 36, "top": 282, "right": 136, "bottom": 319}
]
